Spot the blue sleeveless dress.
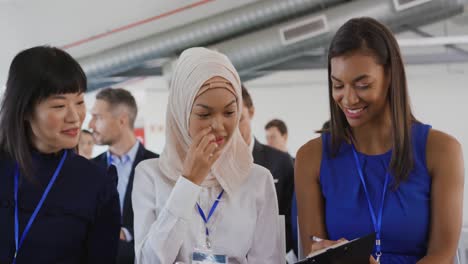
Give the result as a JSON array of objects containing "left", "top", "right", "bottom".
[{"left": 320, "top": 123, "right": 431, "bottom": 263}]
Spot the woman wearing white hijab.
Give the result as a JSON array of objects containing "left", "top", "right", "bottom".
[{"left": 132, "top": 47, "right": 281, "bottom": 264}]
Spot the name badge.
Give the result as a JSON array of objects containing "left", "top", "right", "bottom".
[{"left": 192, "top": 248, "right": 227, "bottom": 264}]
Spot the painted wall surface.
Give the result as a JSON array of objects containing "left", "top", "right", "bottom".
[{"left": 85, "top": 63, "right": 468, "bottom": 223}]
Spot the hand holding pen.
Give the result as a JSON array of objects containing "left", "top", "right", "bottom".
[
  {"left": 308, "top": 235, "right": 347, "bottom": 254},
  {"left": 310, "top": 236, "right": 378, "bottom": 264}
]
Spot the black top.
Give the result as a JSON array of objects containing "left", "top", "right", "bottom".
[
  {"left": 92, "top": 143, "right": 158, "bottom": 264},
  {"left": 0, "top": 150, "right": 121, "bottom": 264},
  {"left": 252, "top": 139, "right": 295, "bottom": 253}
]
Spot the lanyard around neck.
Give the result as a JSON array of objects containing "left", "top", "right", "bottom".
[
  {"left": 196, "top": 190, "right": 224, "bottom": 248},
  {"left": 13, "top": 150, "right": 68, "bottom": 263},
  {"left": 351, "top": 145, "right": 389, "bottom": 258}
]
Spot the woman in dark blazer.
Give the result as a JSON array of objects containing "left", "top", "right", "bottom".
[{"left": 0, "top": 46, "right": 121, "bottom": 264}]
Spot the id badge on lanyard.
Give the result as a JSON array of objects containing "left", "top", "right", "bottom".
[
  {"left": 192, "top": 190, "right": 227, "bottom": 264},
  {"left": 351, "top": 145, "right": 389, "bottom": 263},
  {"left": 192, "top": 247, "right": 227, "bottom": 264},
  {"left": 12, "top": 150, "right": 68, "bottom": 264}
]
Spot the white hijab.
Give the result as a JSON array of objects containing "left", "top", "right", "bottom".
[{"left": 158, "top": 47, "right": 253, "bottom": 195}]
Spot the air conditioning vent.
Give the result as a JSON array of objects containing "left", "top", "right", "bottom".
[
  {"left": 393, "top": 0, "right": 433, "bottom": 11},
  {"left": 280, "top": 14, "right": 328, "bottom": 46}
]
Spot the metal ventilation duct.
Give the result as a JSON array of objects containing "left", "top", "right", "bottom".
[
  {"left": 204, "top": 0, "right": 463, "bottom": 78},
  {"left": 78, "top": 0, "right": 346, "bottom": 79}
]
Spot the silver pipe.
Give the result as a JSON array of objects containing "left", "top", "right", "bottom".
[
  {"left": 205, "top": 0, "right": 463, "bottom": 77},
  {"left": 79, "top": 0, "right": 346, "bottom": 79}
]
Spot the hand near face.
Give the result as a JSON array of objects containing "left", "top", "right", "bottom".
[{"left": 182, "top": 126, "right": 223, "bottom": 185}]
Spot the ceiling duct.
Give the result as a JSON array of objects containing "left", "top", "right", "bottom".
[
  {"left": 280, "top": 14, "right": 329, "bottom": 45},
  {"left": 78, "top": 0, "right": 346, "bottom": 80},
  {"left": 199, "top": 0, "right": 463, "bottom": 78},
  {"left": 393, "top": 0, "right": 433, "bottom": 11}
]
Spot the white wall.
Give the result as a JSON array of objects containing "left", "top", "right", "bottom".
[
  {"left": 244, "top": 70, "right": 329, "bottom": 156},
  {"left": 85, "top": 62, "right": 468, "bottom": 223}
]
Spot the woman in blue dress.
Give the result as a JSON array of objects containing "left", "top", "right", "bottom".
[
  {"left": 295, "top": 17, "right": 463, "bottom": 263},
  {"left": 0, "top": 46, "right": 121, "bottom": 263}
]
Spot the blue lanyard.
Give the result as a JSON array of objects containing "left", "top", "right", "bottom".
[
  {"left": 196, "top": 190, "right": 224, "bottom": 248},
  {"left": 351, "top": 145, "right": 389, "bottom": 259},
  {"left": 107, "top": 154, "right": 112, "bottom": 167},
  {"left": 13, "top": 150, "right": 68, "bottom": 263}
]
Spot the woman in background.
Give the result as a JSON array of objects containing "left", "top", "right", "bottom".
[
  {"left": 78, "top": 129, "right": 95, "bottom": 159},
  {"left": 133, "top": 47, "right": 281, "bottom": 264},
  {"left": 295, "top": 18, "right": 463, "bottom": 263},
  {"left": 0, "top": 46, "right": 120, "bottom": 264}
]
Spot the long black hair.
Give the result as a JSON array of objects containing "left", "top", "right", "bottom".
[
  {"left": 0, "top": 46, "right": 87, "bottom": 180},
  {"left": 327, "top": 17, "right": 416, "bottom": 186}
]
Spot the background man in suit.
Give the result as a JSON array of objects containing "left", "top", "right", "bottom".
[
  {"left": 238, "top": 85, "right": 295, "bottom": 255},
  {"left": 89, "top": 88, "right": 158, "bottom": 264},
  {"left": 265, "top": 118, "right": 298, "bottom": 258},
  {"left": 265, "top": 118, "right": 294, "bottom": 159},
  {"left": 78, "top": 129, "right": 95, "bottom": 159}
]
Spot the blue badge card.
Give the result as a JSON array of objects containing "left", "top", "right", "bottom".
[{"left": 192, "top": 249, "right": 227, "bottom": 264}]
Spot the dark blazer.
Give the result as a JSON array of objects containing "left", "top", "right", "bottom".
[
  {"left": 0, "top": 151, "right": 120, "bottom": 264},
  {"left": 252, "top": 139, "right": 295, "bottom": 253},
  {"left": 93, "top": 143, "right": 158, "bottom": 264}
]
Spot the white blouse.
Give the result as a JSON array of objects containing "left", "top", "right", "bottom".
[{"left": 132, "top": 159, "right": 282, "bottom": 264}]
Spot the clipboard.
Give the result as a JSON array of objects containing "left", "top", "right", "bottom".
[{"left": 295, "top": 233, "right": 376, "bottom": 264}]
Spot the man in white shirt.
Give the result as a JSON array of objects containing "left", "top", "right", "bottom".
[{"left": 89, "top": 88, "right": 158, "bottom": 264}]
